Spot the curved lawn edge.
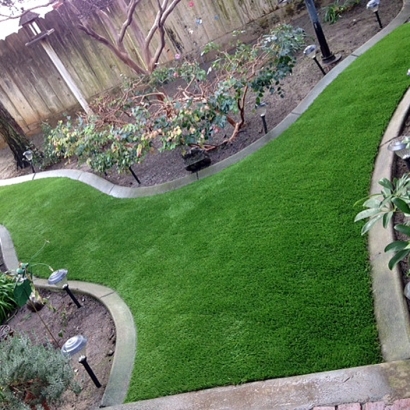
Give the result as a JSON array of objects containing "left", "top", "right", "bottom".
[
  {"left": 368, "top": 87, "right": 410, "bottom": 361},
  {"left": 0, "top": 0, "right": 409, "bottom": 199},
  {"left": 0, "top": 224, "right": 136, "bottom": 408}
]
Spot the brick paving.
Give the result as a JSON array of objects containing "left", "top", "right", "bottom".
[{"left": 314, "top": 399, "right": 410, "bottom": 410}]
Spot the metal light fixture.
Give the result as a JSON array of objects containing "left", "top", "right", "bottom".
[
  {"left": 303, "top": 45, "right": 326, "bottom": 76},
  {"left": 304, "top": 0, "right": 341, "bottom": 65},
  {"left": 387, "top": 137, "right": 410, "bottom": 171},
  {"left": 23, "top": 150, "right": 35, "bottom": 174},
  {"left": 48, "top": 269, "right": 82, "bottom": 308},
  {"left": 367, "top": 0, "right": 382, "bottom": 29},
  {"left": 61, "top": 335, "right": 101, "bottom": 388},
  {"left": 257, "top": 102, "right": 268, "bottom": 134}
]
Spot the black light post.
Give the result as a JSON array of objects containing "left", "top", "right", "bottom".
[
  {"left": 304, "top": 0, "right": 341, "bottom": 65},
  {"left": 367, "top": 0, "right": 382, "bottom": 29},
  {"left": 62, "top": 335, "right": 102, "bottom": 388},
  {"left": 48, "top": 269, "right": 82, "bottom": 308},
  {"left": 387, "top": 137, "right": 410, "bottom": 171},
  {"left": 303, "top": 45, "right": 326, "bottom": 76},
  {"left": 257, "top": 103, "right": 268, "bottom": 134},
  {"left": 23, "top": 150, "right": 35, "bottom": 174}
]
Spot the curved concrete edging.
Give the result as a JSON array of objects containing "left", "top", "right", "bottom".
[
  {"left": 0, "top": 3, "right": 408, "bottom": 199},
  {"left": 368, "top": 87, "right": 410, "bottom": 362},
  {"left": 0, "top": 225, "right": 136, "bottom": 408}
]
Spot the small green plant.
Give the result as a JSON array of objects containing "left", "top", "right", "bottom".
[
  {"left": 355, "top": 174, "right": 410, "bottom": 271},
  {"left": 0, "top": 334, "right": 81, "bottom": 410},
  {"left": 0, "top": 274, "right": 16, "bottom": 324},
  {"left": 323, "top": 0, "right": 361, "bottom": 24}
]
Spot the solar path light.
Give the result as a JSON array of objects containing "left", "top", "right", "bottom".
[
  {"left": 367, "top": 0, "right": 382, "bottom": 29},
  {"left": 303, "top": 45, "right": 326, "bottom": 76},
  {"left": 62, "top": 335, "right": 101, "bottom": 388},
  {"left": 257, "top": 103, "right": 268, "bottom": 135},
  {"left": 23, "top": 150, "right": 36, "bottom": 173},
  {"left": 387, "top": 137, "right": 410, "bottom": 171},
  {"left": 48, "top": 269, "right": 82, "bottom": 308}
]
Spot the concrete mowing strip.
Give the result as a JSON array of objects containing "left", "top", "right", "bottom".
[{"left": 0, "top": 225, "right": 136, "bottom": 408}]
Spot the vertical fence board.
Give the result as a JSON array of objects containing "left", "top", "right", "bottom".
[{"left": 0, "top": 0, "right": 298, "bottom": 133}]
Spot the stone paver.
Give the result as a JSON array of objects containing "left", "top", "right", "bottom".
[
  {"left": 385, "top": 398, "right": 410, "bottom": 409},
  {"left": 338, "top": 404, "right": 361, "bottom": 410},
  {"left": 363, "top": 402, "right": 387, "bottom": 410}
]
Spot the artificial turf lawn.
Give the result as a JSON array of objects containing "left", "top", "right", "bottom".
[{"left": 1, "top": 23, "right": 410, "bottom": 402}]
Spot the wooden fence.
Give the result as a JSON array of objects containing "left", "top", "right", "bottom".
[{"left": 0, "top": 0, "right": 302, "bottom": 136}]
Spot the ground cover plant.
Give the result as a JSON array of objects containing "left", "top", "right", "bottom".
[{"left": 0, "top": 22, "right": 409, "bottom": 403}]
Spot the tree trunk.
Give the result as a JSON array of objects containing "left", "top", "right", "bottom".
[{"left": 0, "top": 100, "right": 31, "bottom": 169}]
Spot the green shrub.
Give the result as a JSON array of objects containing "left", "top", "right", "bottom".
[
  {"left": 0, "top": 273, "right": 16, "bottom": 324},
  {"left": 323, "top": 0, "right": 361, "bottom": 24},
  {"left": 0, "top": 334, "right": 81, "bottom": 410}
]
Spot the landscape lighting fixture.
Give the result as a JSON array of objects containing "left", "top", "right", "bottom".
[
  {"left": 48, "top": 269, "right": 82, "bottom": 308},
  {"left": 23, "top": 150, "right": 35, "bottom": 174},
  {"left": 387, "top": 137, "right": 410, "bottom": 171},
  {"left": 303, "top": 45, "right": 326, "bottom": 76},
  {"left": 62, "top": 335, "right": 101, "bottom": 388},
  {"left": 366, "top": 0, "right": 382, "bottom": 29},
  {"left": 257, "top": 102, "right": 268, "bottom": 134}
]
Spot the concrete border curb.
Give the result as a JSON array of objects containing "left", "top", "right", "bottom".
[
  {"left": 368, "top": 87, "right": 410, "bottom": 361},
  {"left": 0, "top": 225, "right": 136, "bottom": 408}
]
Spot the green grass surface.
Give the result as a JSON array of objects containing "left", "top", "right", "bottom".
[{"left": 1, "top": 24, "right": 410, "bottom": 402}]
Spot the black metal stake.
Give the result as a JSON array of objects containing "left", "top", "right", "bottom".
[
  {"left": 304, "top": 0, "right": 341, "bottom": 65},
  {"left": 128, "top": 166, "right": 141, "bottom": 184},
  {"left": 62, "top": 284, "right": 82, "bottom": 308},
  {"left": 261, "top": 115, "right": 268, "bottom": 134},
  {"left": 375, "top": 11, "right": 383, "bottom": 29},
  {"left": 79, "top": 356, "right": 101, "bottom": 388},
  {"left": 313, "top": 57, "right": 326, "bottom": 76}
]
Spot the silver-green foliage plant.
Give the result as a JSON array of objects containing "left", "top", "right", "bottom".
[
  {"left": 0, "top": 273, "right": 16, "bottom": 324},
  {"left": 0, "top": 334, "right": 81, "bottom": 410},
  {"left": 355, "top": 174, "right": 410, "bottom": 271}
]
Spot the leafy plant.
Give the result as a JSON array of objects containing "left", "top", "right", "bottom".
[
  {"left": 0, "top": 334, "right": 80, "bottom": 410},
  {"left": 323, "top": 0, "right": 361, "bottom": 24},
  {"left": 355, "top": 174, "right": 410, "bottom": 271},
  {"left": 0, "top": 274, "right": 16, "bottom": 324}
]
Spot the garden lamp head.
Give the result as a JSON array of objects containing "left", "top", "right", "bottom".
[
  {"left": 366, "top": 0, "right": 380, "bottom": 12},
  {"left": 257, "top": 102, "right": 267, "bottom": 117},
  {"left": 387, "top": 137, "right": 410, "bottom": 159},
  {"left": 303, "top": 44, "right": 317, "bottom": 59},
  {"left": 387, "top": 137, "right": 410, "bottom": 171},
  {"left": 48, "top": 269, "right": 68, "bottom": 288},
  {"left": 62, "top": 334, "right": 87, "bottom": 363},
  {"left": 23, "top": 150, "right": 33, "bottom": 162}
]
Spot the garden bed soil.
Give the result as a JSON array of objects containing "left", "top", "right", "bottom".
[
  {"left": 0, "top": 0, "right": 404, "bottom": 187},
  {"left": 1, "top": 283, "right": 115, "bottom": 410}
]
